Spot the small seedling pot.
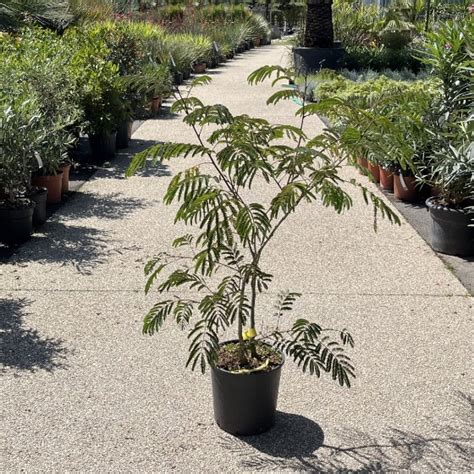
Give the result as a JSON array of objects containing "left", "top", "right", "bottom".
[
  {"left": 116, "top": 121, "right": 133, "bottom": 149},
  {"left": 60, "top": 163, "right": 72, "bottom": 193},
  {"left": 32, "top": 172, "right": 63, "bottom": 204},
  {"left": 0, "top": 201, "right": 35, "bottom": 245},
  {"left": 394, "top": 174, "right": 417, "bottom": 202},
  {"left": 211, "top": 341, "right": 284, "bottom": 436},
  {"left": 30, "top": 187, "right": 48, "bottom": 226},
  {"left": 367, "top": 161, "right": 380, "bottom": 182},
  {"left": 193, "top": 63, "right": 207, "bottom": 74},
  {"left": 151, "top": 97, "right": 162, "bottom": 115},
  {"left": 379, "top": 166, "right": 394, "bottom": 191},
  {"left": 426, "top": 197, "right": 474, "bottom": 257},
  {"left": 357, "top": 157, "right": 368, "bottom": 170},
  {"left": 89, "top": 131, "right": 117, "bottom": 163}
]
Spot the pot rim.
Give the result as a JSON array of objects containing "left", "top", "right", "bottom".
[
  {"left": 0, "top": 199, "right": 36, "bottom": 211},
  {"left": 426, "top": 196, "right": 474, "bottom": 215},
  {"left": 212, "top": 339, "right": 285, "bottom": 375}
]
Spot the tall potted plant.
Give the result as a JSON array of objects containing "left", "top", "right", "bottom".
[
  {"left": 0, "top": 98, "right": 44, "bottom": 244},
  {"left": 126, "top": 67, "right": 399, "bottom": 435},
  {"left": 294, "top": 0, "right": 345, "bottom": 72},
  {"left": 418, "top": 20, "right": 473, "bottom": 257}
]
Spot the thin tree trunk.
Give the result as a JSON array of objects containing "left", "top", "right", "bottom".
[{"left": 304, "top": 0, "right": 334, "bottom": 48}]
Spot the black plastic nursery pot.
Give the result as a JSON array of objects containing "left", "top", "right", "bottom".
[
  {"left": 173, "top": 71, "right": 184, "bottom": 85},
  {"left": 293, "top": 44, "right": 345, "bottom": 73},
  {"left": 89, "top": 131, "right": 117, "bottom": 163},
  {"left": 0, "top": 201, "right": 35, "bottom": 245},
  {"left": 116, "top": 121, "right": 133, "bottom": 149},
  {"left": 211, "top": 341, "right": 284, "bottom": 436},
  {"left": 30, "top": 187, "right": 48, "bottom": 226},
  {"left": 426, "top": 197, "right": 474, "bottom": 257}
]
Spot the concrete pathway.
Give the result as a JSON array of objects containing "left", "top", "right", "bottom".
[{"left": 1, "top": 45, "right": 473, "bottom": 472}]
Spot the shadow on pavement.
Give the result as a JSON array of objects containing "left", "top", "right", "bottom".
[
  {"left": 0, "top": 297, "right": 68, "bottom": 373},
  {"left": 222, "top": 392, "right": 473, "bottom": 471}
]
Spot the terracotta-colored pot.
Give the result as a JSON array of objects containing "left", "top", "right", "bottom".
[
  {"left": 394, "top": 174, "right": 418, "bottom": 202},
  {"left": 357, "top": 157, "right": 368, "bottom": 172},
  {"left": 32, "top": 172, "right": 63, "bottom": 204},
  {"left": 254, "top": 38, "right": 262, "bottom": 47},
  {"left": 151, "top": 96, "right": 162, "bottom": 115},
  {"left": 193, "top": 62, "right": 207, "bottom": 74},
  {"left": 430, "top": 185, "right": 442, "bottom": 197},
  {"left": 60, "top": 163, "right": 71, "bottom": 193},
  {"left": 379, "top": 166, "right": 394, "bottom": 191},
  {"left": 367, "top": 161, "right": 380, "bottom": 182}
]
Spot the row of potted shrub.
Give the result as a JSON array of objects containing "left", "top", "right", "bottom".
[
  {"left": 0, "top": 9, "right": 272, "bottom": 246},
  {"left": 311, "top": 19, "right": 473, "bottom": 257}
]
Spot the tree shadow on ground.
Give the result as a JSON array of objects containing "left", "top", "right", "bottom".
[
  {"left": 221, "top": 392, "right": 473, "bottom": 471},
  {"left": 0, "top": 297, "right": 67, "bottom": 373},
  {"left": 90, "top": 139, "right": 172, "bottom": 180},
  {"left": 10, "top": 222, "right": 118, "bottom": 274},
  {"left": 59, "top": 190, "right": 153, "bottom": 221}
]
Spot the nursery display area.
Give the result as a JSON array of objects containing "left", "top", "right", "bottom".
[{"left": 1, "top": 0, "right": 473, "bottom": 472}]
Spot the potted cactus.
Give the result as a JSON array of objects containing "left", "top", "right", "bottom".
[{"left": 126, "top": 67, "right": 399, "bottom": 436}]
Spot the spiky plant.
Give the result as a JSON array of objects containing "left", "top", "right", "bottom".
[
  {"left": 126, "top": 66, "right": 400, "bottom": 384},
  {"left": 0, "top": 0, "right": 72, "bottom": 31}
]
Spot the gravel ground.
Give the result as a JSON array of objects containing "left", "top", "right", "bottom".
[{"left": 1, "top": 45, "right": 473, "bottom": 472}]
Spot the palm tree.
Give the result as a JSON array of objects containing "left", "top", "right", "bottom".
[{"left": 303, "top": 0, "right": 334, "bottom": 48}]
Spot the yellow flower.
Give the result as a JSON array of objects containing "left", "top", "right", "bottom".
[{"left": 243, "top": 327, "right": 257, "bottom": 340}]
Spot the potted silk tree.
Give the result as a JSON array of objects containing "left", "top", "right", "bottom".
[{"left": 126, "top": 67, "right": 399, "bottom": 436}]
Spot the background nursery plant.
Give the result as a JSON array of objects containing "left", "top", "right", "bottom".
[{"left": 126, "top": 65, "right": 400, "bottom": 417}]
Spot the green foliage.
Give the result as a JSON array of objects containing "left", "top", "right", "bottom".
[
  {"left": 127, "top": 65, "right": 402, "bottom": 385},
  {"left": 0, "top": 0, "right": 72, "bottom": 32},
  {"left": 0, "top": 97, "right": 45, "bottom": 204}
]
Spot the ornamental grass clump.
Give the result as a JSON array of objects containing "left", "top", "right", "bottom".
[{"left": 126, "top": 66, "right": 400, "bottom": 384}]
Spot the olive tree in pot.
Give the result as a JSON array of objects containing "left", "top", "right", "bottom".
[
  {"left": 126, "top": 68, "right": 399, "bottom": 436},
  {"left": 425, "top": 123, "right": 473, "bottom": 257},
  {"left": 0, "top": 98, "right": 44, "bottom": 244},
  {"left": 418, "top": 20, "right": 473, "bottom": 257}
]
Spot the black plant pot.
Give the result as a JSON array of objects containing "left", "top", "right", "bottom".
[
  {"left": 183, "top": 70, "right": 191, "bottom": 80},
  {"left": 116, "top": 121, "right": 133, "bottom": 149},
  {"left": 293, "top": 44, "right": 345, "bottom": 73},
  {"left": 30, "top": 187, "right": 48, "bottom": 226},
  {"left": 174, "top": 71, "right": 184, "bottom": 85},
  {"left": 211, "top": 342, "right": 284, "bottom": 436},
  {"left": 244, "top": 41, "right": 250, "bottom": 51},
  {"left": 0, "top": 201, "right": 35, "bottom": 245},
  {"left": 89, "top": 131, "right": 117, "bottom": 163},
  {"left": 426, "top": 197, "right": 474, "bottom": 257}
]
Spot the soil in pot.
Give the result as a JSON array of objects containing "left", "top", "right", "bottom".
[
  {"left": 0, "top": 200, "right": 35, "bottom": 245},
  {"left": 60, "top": 163, "right": 72, "bottom": 193},
  {"left": 89, "top": 131, "right": 117, "bottom": 163},
  {"left": 426, "top": 197, "right": 474, "bottom": 257},
  {"left": 116, "top": 121, "right": 133, "bottom": 149},
  {"left": 30, "top": 187, "right": 48, "bottom": 226},
  {"left": 32, "top": 172, "right": 63, "bottom": 204},
  {"left": 367, "top": 161, "right": 380, "bottom": 182},
  {"left": 394, "top": 174, "right": 418, "bottom": 202},
  {"left": 193, "top": 63, "right": 207, "bottom": 74},
  {"left": 211, "top": 340, "right": 284, "bottom": 436},
  {"left": 379, "top": 166, "right": 394, "bottom": 191}
]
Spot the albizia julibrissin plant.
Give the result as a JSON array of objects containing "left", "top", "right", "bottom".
[{"left": 126, "top": 66, "right": 400, "bottom": 386}]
